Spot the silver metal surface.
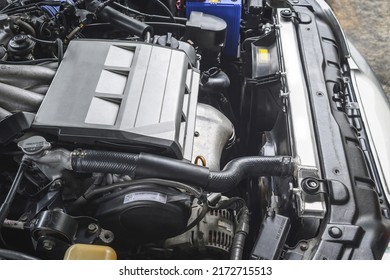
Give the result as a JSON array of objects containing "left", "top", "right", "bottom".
[
  {"left": 3, "top": 219, "right": 25, "bottom": 230},
  {"left": 165, "top": 198, "right": 235, "bottom": 255},
  {"left": 183, "top": 70, "right": 200, "bottom": 161},
  {"left": 277, "top": 9, "right": 326, "bottom": 218},
  {"left": 0, "top": 82, "right": 43, "bottom": 112},
  {"left": 0, "top": 64, "right": 55, "bottom": 91},
  {"left": 24, "top": 148, "right": 72, "bottom": 180},
  {"left": 294, "top": 167, "right": 326, "bottom": 218},
  {"left": 348, "top": 42, "right": 390, "bottom": 204},
  {"left": 192, "top": 103, "right": 234, "bottom": 171},
  {"left": 277, "top": 12, "right": 319, "bottom": 169}
]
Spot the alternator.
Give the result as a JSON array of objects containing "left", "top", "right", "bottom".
[{"left": 164, "top": 202, "right": 236, "bottom": 258}]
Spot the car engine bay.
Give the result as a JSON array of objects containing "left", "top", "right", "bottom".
[{"left": 0, "top": 0, "right": 389, "bottom": 260}]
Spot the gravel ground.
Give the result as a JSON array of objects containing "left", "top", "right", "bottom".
[{"left": 328, "top": 0, "right": 390, "bottom": 100}]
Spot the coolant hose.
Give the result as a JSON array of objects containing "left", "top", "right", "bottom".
[
  {"left": 206, "top": 156, "right": 292, "bottom": 193},
  {"left": 71, "top": 150, "right": 139, "bottom": 177},
  {"left": 71, "top": 150, "right": 293, "bottom": 192}
]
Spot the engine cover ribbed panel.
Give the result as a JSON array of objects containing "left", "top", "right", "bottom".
[{"left": 33, "top": 40, "right": 199, "bottom": 159}]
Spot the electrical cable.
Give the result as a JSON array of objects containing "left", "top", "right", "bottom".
[
  {"left": 152, "top": 0, "right": 176, "bottom": 23},
  {"left": 0, "top": 159, "right": 29, "bottom": 248},
  {"left": 183, "top": 202, "right": 209, "bottom": 232},
  {"left": 111, "top": 2, "right": 186, "bottom": 23},
  {"left": 2, "top": 1, "right": 62, "bottom": 14},
  {"left": 0, "top": 58, "right": 58, "bottom": 65},
  {"left": 26, "top": 35, "right": 63, "bottom": 65},
  {"left": 0, "top": 248, "right": 39, "bottom": 260},
  {"left": 144, "top": 21, "right": 185, "bottom": 30}
]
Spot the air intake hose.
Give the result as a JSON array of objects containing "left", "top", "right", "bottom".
[
  {"left": 70, "top": 150, "right": 293, "bottom": 193},
  {"left": 86, "top": 0, "right": 153, "bottom": 39}
]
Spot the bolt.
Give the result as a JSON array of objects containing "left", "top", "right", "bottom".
[
  {"left": 13, "top": 34, "right": 27, "bottom": 44},
  {"left": 328, "top": 226, "right": 343, "bottom": 238},
  {"left": 194, "top": 131, "right": 200, "bottom": 137},
  {"left": 20, "top": 215, "right": 28, "bottom": 222},
  {"left": 88, "top": 223, "right": 98, "bottom": 233},
  {"left": 281, "top": 9, "right": 293, "bottom": 18},
  {"left": 42, "top": 240, "right": 55, "bottom": 251},
  {"left": 99, "top": 229, "right": 114, "bottom": 243},
  {"left": 300, "top": 242, "right": 308, "bottom": 251},
  {"left": 50, "top": 180, "right": 62, "bottom": 191},
  {"left": 302, "top": 178, "right": 320, "bottom": 194},
  {"left": 333, "top": 168, "right": 341, "bottom": 175}
]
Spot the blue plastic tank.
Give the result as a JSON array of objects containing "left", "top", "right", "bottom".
[{"left": 186, "top": 0, "right": 242, "bottom": 57}]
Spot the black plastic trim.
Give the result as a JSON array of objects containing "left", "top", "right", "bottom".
[{"left": 290, "top": 2, "right": 390, "bottom": 259}]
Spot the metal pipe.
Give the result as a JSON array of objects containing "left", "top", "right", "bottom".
[
  {"left": 0, "top": 82, "right": 44, "bottom": 112},
  {"left": 0, "top": 64, "right": 55, "bottom": 90},
  {"left": 28, "top": 85, "right": 50, "bottom": 95},
  {"left": 0, "top": 160, "right": 28, "bottom": 233},
  {"left": 3, "top": 219, "right": 25, "bottom": 230}
]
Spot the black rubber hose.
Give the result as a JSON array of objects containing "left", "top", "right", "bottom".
[
  {"left": 71, "top": 150, "right": 139, "bottom": 178},
  {"left": 136, "top": 153, "right": 210, "bottom": 188},
  {"left": 71, "top": 150, "right": 293, "bottom": 193},
  {"left": 151, "top": 0, "right": 176, "bottom": 23},
  {"left": 144, "top": 31, "right": 152, "bottom": 43},
  {"left": 14, "top": 19, "right": 36, "bottom": 37},
  {"left": 86, "top": 0, "right": 153, "bottom": 38},
  {"left": 0, "top": 248, "right": 39, "bottom": 260},
  {"left": 207, "top": 156, "right": 293, "bottom": 193},
  {"left": 230, "top": 206, "right": 250, "bottom": 260}
]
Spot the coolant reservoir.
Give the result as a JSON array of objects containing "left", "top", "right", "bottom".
[
  {"left": 64, "top": 244, "right": 117, "bottom": 260},
  {"left": 186, "top": 0, "right": 241, "bottom": 56}
]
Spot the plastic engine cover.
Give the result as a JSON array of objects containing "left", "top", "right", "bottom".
[
  {"left": 33, "top": 40, "right": 200, "bottom": 159},
  {"left": 94, "top": 184, "right": 192, "bottom": 244}
]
